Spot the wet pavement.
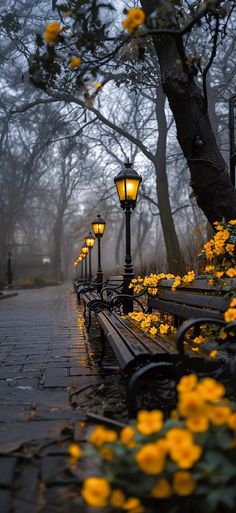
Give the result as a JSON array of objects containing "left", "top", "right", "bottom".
[{"left": 0, "top": 284, "right": 126, "bottom": 513}]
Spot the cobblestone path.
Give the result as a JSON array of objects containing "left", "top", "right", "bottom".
[{"left": 0, "top": 285, "right": 110, "bottom": 513}]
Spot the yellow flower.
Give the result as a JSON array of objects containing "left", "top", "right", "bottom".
[
  {"left": 197, "top": 377, "right": 225, "bottom": 402},
  {"left": 178, "top": 392, "right": 206, "bottom": 417},
  {"left": 89, "top": 425, "right": 118, "bottom": 447},
  {"left": 170, "top": 442, "right": 202, "bottom": 469},
  {"left": 226, "top": 244, "right": 234, "bottom": 254},
  {"left": 159, "top": 323, "right": 169, "bottom": 334},
  {"left": 209, "top": 406, "right": 231, "bottom": 425},
  {"left": 215, "top": 271, "right": 224, "bottom": 278},
  {"left": 204, "top": 265, "right": 214, "bottom": 273},
  {"left": 182, "top": 271, "right": 195, "bottom": 284},
  {"left": 210, "top": 349, "right": 218, "bottom": 358},
  {"left": 166, "top": 428, "right": 193, "bottom": 448},
  {"left": 68, "top": 442, "right": 81, "bottom": 460},
  {"left": 122, "top": 8, "right": 145, "bottom": 32},
  {"left": 193, "top": 335, "right": 206, "bottom": 344},
  {"left": 220, "top": 330, "right": 227, "bottom": 340},
  {"left": 226, "top": 268, "right": 236, "bottom": 278},
  {"left": 224, "top": 307, "right": 236, "bottom": 323},
  {"left": 44, "top": 21, "right": 61, "bottom": 43},
  {"left": 81, "top": 477, "right": 111, "bottom": 507},
  {"left": 207, "top": 278, "right": 214, "bottom": 286},
  {"left": 120, "top": 426, "right": 136, "bottom": 448},
  {"left": 110, "top": 489, "right": 126, "bottom": 508},
  {"left": 228, "top": 412, "right": 236, "bottom": 430},
  {"left": 172, "top": 276, "right": 181, "bottom": 291},
  {"left": 69, "top": 56, "right": 81, "bottom": 69},
  {"left": 137, "top": 410, "right": 163, "bottom": 435},
  {"left": 151, "top": 479, "right": 172, "bottom": 498},
  {"left": 186, "top": 415, "right": 209, "bottom": 433},
  {"left": 230, "top": 298, "right": 236, "bottom": 307},
  {"left": 123, "top": 497, "right": 144, "bottom": 511},
  {"left": 173, "top": 471, "right": 196, "bottom": 496},
  {"left": 177, "top": 374, "right": 198, "bottom": 394},
  {"left": 229, "top": 220, "right": 236, "bottom": 225},
  {"left": 149, "top": 326, "right": 157, "bottom": 336},
  {"left": 135, "top": 443, "right": 165, "bottom": 474}
]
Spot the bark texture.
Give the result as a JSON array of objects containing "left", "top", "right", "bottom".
[{"left": 141, "top": 0, "right": 236, "bottom": 224}]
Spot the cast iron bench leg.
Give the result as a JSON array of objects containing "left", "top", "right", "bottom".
[{"left": 127, "top": 361, "right": 178, "bottom": 417}]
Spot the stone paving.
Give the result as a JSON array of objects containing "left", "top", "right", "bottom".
[{"left": 0, "top": 284, "right": 123, "bottom": 513}]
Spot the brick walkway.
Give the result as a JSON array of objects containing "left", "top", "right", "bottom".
[{"left": 0, "top": 284, "right": 110, "bottom": 513}]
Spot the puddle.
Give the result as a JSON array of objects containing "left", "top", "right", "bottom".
[{"left": 16, "top": 386, "right": 34, "bottom": 390}]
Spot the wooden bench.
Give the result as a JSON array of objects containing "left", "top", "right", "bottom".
[{"left": 92, "top": 277, "right": 236, "bottom": 415}]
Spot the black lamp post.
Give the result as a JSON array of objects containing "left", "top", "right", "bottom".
[
  {"left": 92, "top": 214, "right": 106, "bottom": 292},
  {"left": 229, "top": 94, "right": 236, "bottom": 187},
  {"left": 114, "top": 160, "right": 142, "bottom": 314},
  {"left": 81, "top": 246, "right": 88, "bottom": 281},
  {"left": 85, "top": 232, "right": 95, "bottom": 282}
]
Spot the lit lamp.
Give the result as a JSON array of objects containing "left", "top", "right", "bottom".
[
  {"left": 85, "top": 231, "right": 95, "bottom": 282},
  {"left": 81, "top": 246, "right": 89, "bottom": 281},
  {"left": 92, "top": 214, "right": 106, "bottom": 292},
  {"left": 114, "top": 160, "right": 142, "bottom": 314},
  {"left": 229, "top": 94, "right": 236, "bottom": 187}
]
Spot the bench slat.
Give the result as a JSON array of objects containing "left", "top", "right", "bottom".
[
  {"left": 158, "top": 277, "right": 236, "bottom": 292},
  {"left": 157, "top": 290, "right": 228, "bottom": 311},
  {"left": 148, "top": 297, "right": 224, "bottom": 320}
]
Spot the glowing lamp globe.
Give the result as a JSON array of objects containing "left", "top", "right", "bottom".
[
  {"left": 114, "top": 160, "right": 142, "bottom": 209},
  {"left": 92, "top": 214, "right": 106, "bottom": 238}
]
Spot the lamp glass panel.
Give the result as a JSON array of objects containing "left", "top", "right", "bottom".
[
  {"left": 92, "top": 222, "right": 105, "bottom": 235},
  {"left": 116, "top": 178, "right": 140, "bottom": 202},
  {"left": 85, "top": 236, "right": 95, "bottom": 247}
]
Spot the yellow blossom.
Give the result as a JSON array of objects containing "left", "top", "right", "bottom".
[
  {"left": 229, "top": 220, "right": 236, "bottom": 225},
  {"left": 215, "top": 271, "right": 224, "bottom": 278},
  {"left": 159, "top": 323, "right": 169, "bottom": 334},
  {"left": 123, "top": 497, "right": 144, "bottom": 512},
  {"left": 44, "top": 21, "right": 61, "bottom": 43},
  {"left": 123, "top": 8, "right": 145, "bottom": 32},
  {"left": 197, "top": 378, "right": 225, "bottom": 402},
  {"left": 178, "top": 391, "right": 207, "bottom": 417},
  {"left": 209, "top": 406, "right": 231, "bottom": 425},
  {"left": 186, "top": 415, "right": 209, "bottom": 433},
  {"left": 89, "top": 425, "right": 118, "bottom": 447},
  {"left": 151, "top": 479, "right": 172, "bottom": 498},
  {"left": 136, "top": 443, "right": 166, "bottom": 474},
  {"left": 193, "top": 335, "right": 206, "bottom": 344},
  {"left": 149, "top": 326, "right": 157, "bottom": 335},
  {"left": 224, "top": 307, "right": 236, "bottom": 323},
  {"left": 173, "top": 471, "right": 196, "bottom": 496},
  {"left": 210, "top": 349, "right": 218, "bottom": 358},
  {"left": 69, "top": 56, "right": 81, "bottom": 69},
  {"left": 228, "top": 412, "right": 236, "bottom": 430},
  {"left": 166, "top": 428, "right": 193, "bottom": 448},
  {"left": 172, "top": 276, "right": 181, "bottom": 291},
  {"left": 226, "top": 268, "right": 236, "bottom": 278},
  {"left": 120, "top": 426, "right": 136, "bottom": 448},
  {"left": 177, "top": 374, "right": 198, "bottom": 394},
  {"left": 230, "top": 298, "right": 236, "bottom": 307},
  {"left": 110, "top": 489, "right": 126, "bottom": 508},
  {"left": 170, "top": 442, "right": 202, "bottom": 469},
  {"left": 81, "top": 477, "right": 111, "bottom": 507},
  {"left": 137, "top": 410, "right": 163, "bottom": 435},
  {"left": 204, "top": 265, "right": 214, "bottom": 273}
]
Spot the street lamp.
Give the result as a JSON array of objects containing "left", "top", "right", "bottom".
[
  {"left": 229, "top": 94, "right": 236, "bottom": 187},
  {"left": 114, "top": 160, "right": 142, "bottom": 314},
  {"left": 81, "top": 246, "right": 89, "bottom": 281},
  {"left": 92, "top": 214, "right": 106, "bottom": 292},
  {"left": 85, "top": 231, "right": 95, "bottom": 282}
]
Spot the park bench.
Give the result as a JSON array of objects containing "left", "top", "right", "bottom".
[{"left": 88, "top": 276, "right": 236, "bottom": 414}]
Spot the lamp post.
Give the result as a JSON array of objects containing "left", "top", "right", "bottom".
[
  {"left": 81, "top": 246, "right": 89, "bottom": 281},
  {"left": 114, "top": 160, "right": 142, "bottom": 314},
  {"left": 78, "top": 254, "right": 84, "bottom": 280},
  {"left": 85, "top": 232, "right": 95, "bottom": 282},
  {"left": 92, "top": 214, "right": 106, "bottom": 292},
  {"left": 229, "top": 94, "right": 236, "bottom": 187}
]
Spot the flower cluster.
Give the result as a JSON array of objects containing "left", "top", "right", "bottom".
[
  {"left": 44, "top": 21, "right": 61, "bottom": 44},
  {"left": 69, "top": 375, "right": 236, "bottom": 512},
  {"left": 122, "top": 8, "right": 145, "bottom": 33},
  {"left": 224, "top": 296, "right": 236, "bottom": 323},
  {"left": 201, "top": 219, "right": 236, "bottom": 286},
  {"left": 129, "top": 271, "right": 196, "bottom": 297},
  {"left": 128, "top": 311, "right": 176, "bottom": 337}
]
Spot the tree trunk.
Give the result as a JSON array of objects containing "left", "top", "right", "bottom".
[
  {"left": 154, "top": 87, "right": 184, "bottom": 273},
  {"left": 53, "top": 214, "right": 63, "bottom": 282},
  {"left": 141, "top": 0, "right": 236, "bottom": 223}
]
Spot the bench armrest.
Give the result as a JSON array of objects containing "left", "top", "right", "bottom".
[
  {"left": 175, "top": 318, "right": 236, "bottom": 358},
  {"left": 108, "top": 291, "right": 148, "bottom": 313}
]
